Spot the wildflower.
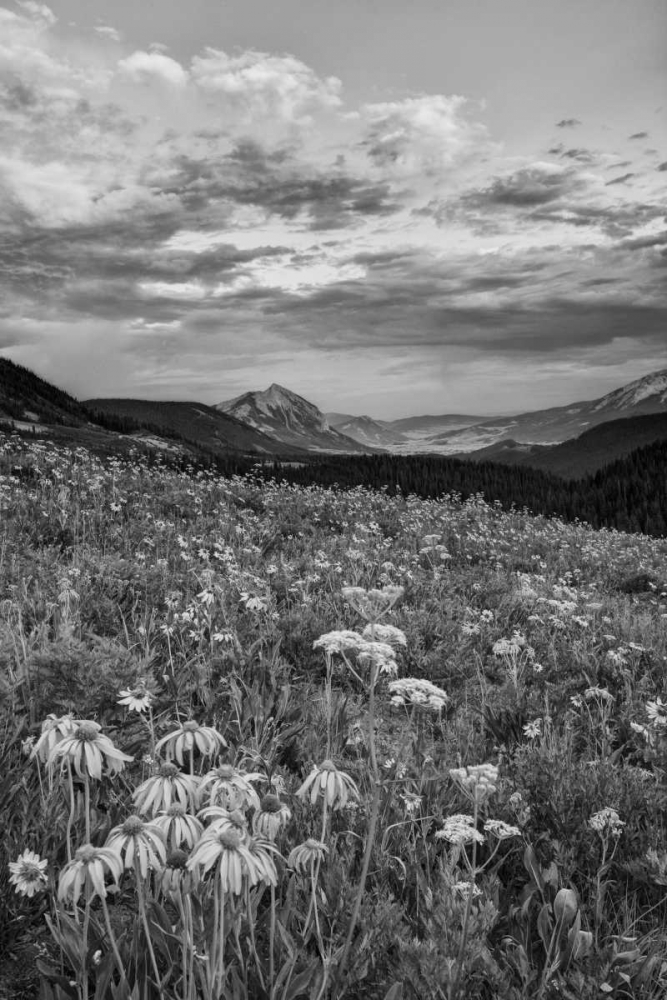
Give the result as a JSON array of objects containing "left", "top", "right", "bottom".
[
  {"left": 523, "top": 719, "right": 542, "bottom": 739},
  {"left": 287, "top": 839, "right": 328, "bottom": 874},
  {"left": 356, "top": 641, "right": 398, "bottom": 676},
  {"left": 341, "top": 585, "right": 404, "bottom": 621},
  {"left": 401, "top": 792, "right": 423, "bottom": 816},
  {"left": 58, "top": 844, "right": 124, "bottom": 904},
  {"left": 452, "top": 880, "right": 483, "bottom": 901},
  {"left": 105, "top": 816, "right": 167, "bottom": 877},
  {"left": 160, "top": 849, "right": 196, "bottom": 893},
  {"left": 361, "top": 623, "right": 407, "bottom": 648},
  {"left": 198, "top": 763, "right": 263, "bottom": 811},
  {"left": 589, "top": 808, "right": 625, "bottom": 838},
  {"left": 484, "top": 819, "right": 521, "bottom": 840},
  {"left": 8, "top": 850, "right": 48, "bottom": 897},
  {"left": 584, "top": 686, "right": 614, "bottom": 703},
  {"left": 187, "top": 827, "right": 274, "bottom": 894},
  {"left": 117, "top": 684, "right": 153, "bottom": 714},
  {"left": 436, "top": 814, "right": 485, "bottom": 846},
  {"left": 31, "top": 714, "right": 76, "bottom": 763},
  {"left": 198, "top": 806, "right": 249, "bottom": 839},
  {"left": 296, "top": 759, "right": 359, "bottom": 810},
  {"left": 153, "top": 803, "right": 204, "bottom": 851},
  {"left": 449, "top": 763, "right": 498, "bottom": 802},
  {"left": 389, "top": 677, "right": 449, "bottom": 713},
  {"left": 154, "top": 720, "right": 227, "bottom": 765},
  {"left": 49, "top": 721, "right": 133, "bottom": 779},
  {"left": 133, "top": 762, "right": 199, "bottom": 816},
  {"left": 646, "top": 697, "right": 667, "bottom": 727},
  {"left": 253, "top": 794, "right": 292, "bottom": 840}
]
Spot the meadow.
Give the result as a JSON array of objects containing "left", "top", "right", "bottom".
[{"left": 1, "top": 432, "right": 667, "bottom": 1000}]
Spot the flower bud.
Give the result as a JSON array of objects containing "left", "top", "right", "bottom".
[{"left": 553, "top": 887, "right": 578, "bottom": 925}]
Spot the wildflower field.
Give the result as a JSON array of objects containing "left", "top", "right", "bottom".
[{"left": 1, "top": 433, "right": 667, "bottom": 1000}]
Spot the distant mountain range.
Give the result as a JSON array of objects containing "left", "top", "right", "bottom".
[{"left": 1, "top": 356, "right": 667, "bottom": 479}]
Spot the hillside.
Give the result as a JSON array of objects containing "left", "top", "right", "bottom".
[
  {"left": 462, "top": 412, "right": 667, "bottom": 478},
  {"left": 84, "top": 398, "right": 299, "bottom": 457},
  {"left": 0, "top": 357, "right": 91, "bottom": 426}
]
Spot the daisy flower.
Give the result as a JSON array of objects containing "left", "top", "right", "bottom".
[
  {"left": 133, "top": 762, "right": 199, "bottom": 817},
  {"left": 117, "top": 684, "right": 153, "bottom": 714},
  {"left": 105, "top": 816, "right": 166, "bottom": 878},
  {"left": 154, "top": 720, "right": 227, "bottom": 766},
  {"left": 296, "top": 760, "right": 359, "bottom": 810},
  {"left": 49, "top": 721, "right": 133, "bottom": 780},
  {"left": 8, "top": 849, "right": 48, "bottom": 897},
  {"left": 58, "top": 844, "right": 124, "bottom": 904}
]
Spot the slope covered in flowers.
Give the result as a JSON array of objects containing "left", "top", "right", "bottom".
[{"left": 1, "top": 433, "right": 667, "bottom": 999}]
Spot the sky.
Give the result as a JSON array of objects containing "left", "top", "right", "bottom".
[{"left": 0, "top": 0, "right": 665, "bottom": 418}]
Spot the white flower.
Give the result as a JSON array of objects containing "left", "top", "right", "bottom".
[
  {"left": 484, "top": 819, "right": 521, "bottom": 840},
  {"left": 589, "top": 808, "right": 625, "bottom": 837},
  {"left": 436, "top": 814, "right": 485, "bottom": 845},
  {"left": 8, "top": 850, "right": 48, "bottom": 897},
  {"left": 388, "top": 677, "right": 448, "bottom": 713}
]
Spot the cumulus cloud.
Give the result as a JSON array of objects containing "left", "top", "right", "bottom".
[
  {"left": 190, "top": 49, "right": 342, "bottom": 122},
  {"left": 118, "top": 50, "right": 188, "bottom": 86},
  {"left": 94, "top": 26, "right": 121, "bottom": 43},
  {"left": 15, "top": 1, "right": 56, "bottom": 26}
]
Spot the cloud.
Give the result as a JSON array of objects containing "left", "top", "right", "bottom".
[
  {"left": 94, "top": 26, "right": 121, "bottom": 43},
  {"left": 629, "top": 131, "right": 648, "bottom": 140},
  {"left": 456, "top": 163, "right": 588, "bottom": 209},
  {"left": 605, "top": 172, "right": 635, "bottom": 185},
  {"left": 190, "top": 49, "right": 342, "bottom": 123},
  {"left": 658, "top": 161, "right": 667, "bottom": 171},
  {"left": 118, "top": 50, "right": 188, "bottom": 86},
  {"left": 359, "top": 94, "right": 489, "bottom": 176},
  {"left": 556, "top": 118, "right": 581, "bottom": 128},
  {"left": 15, "top": 2, "right": 56, "bottom": 26}
]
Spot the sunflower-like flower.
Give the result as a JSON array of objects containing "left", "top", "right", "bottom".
[
  {"left": 159, "top": 849, "right": 197, "bottom": 894},
  {"left": 58, "top": 844, "right": 124, "bottom": 904},
  {"left": 49, "top": 721, "right": 133, "bottom": 779},
  {"left": 296, "top": 759, "right": 359, "bottom": 810},
  {"left": 253, "top": 794, "right": 292, "bottom": 840},
  {"left": 31, "top": 714, "right": 76, "bottom": 763},
  {"left": 287, "top": 839, "right": 328, "bottom": 874},
  {"left": 8, "top": 849, "right": 48, "bottom": 897},
  {"left": 154, "top": 720, "right": 227, "bottom": 765},
  {"left": 197, "top": 806, "right": 249, "bottom": 840},
  {"left": 153, "top": 803, "right": 203, "bottom": 851},
  {"left": 187, "top": 827, "right": 274, "bottom": 894},
  {"left": 197, "top": 763, "right": 263, "bottom": 811},
  {"left": 133, "top": 762, "right": 199, "bottom": 816},
  {"left": 105, "top": 816, "right": 166, "bottom": 878},
  {"left": 117, "top": 683, "right": 153, "bottom": 714}
]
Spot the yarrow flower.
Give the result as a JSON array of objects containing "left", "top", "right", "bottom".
[
  {"left": 154, "top": 720, "right": 227, "bottom": 766},
  {"left": 452, "top": 880, "right": 483, "bottom": 901},
  {"left": 389, "top": 677, "right": 449, "bottom": 713},
  {"left": 296, "top": 759, "right": 359, "bottom": 810},
  {"left": 484, "top": 819, "right": 522, "bottom": 840},
  {"left": 361, "top": 624, "right": 407, "bottom": 648},
  {"left": 356, "top": 641, "right": 398, "bottom": 676},
  {"left": 589, "top": 808, "right": 625, "bottom": 838},
  {"left": 313, "top": 631, "right": 368, "bottom": 656},
  {"left": 49, "top": 721, "right": 133, "bottom": 779},
  {"left": 449, "top": 763, "right": 499, "bottom": 802},
  {"left": 341, "top": 585, "right": 404, "bottom": 621},
  {"left": 436, "top": 814, "right": 485, "bottom": 846},
  {"left": 8, "top": 849, "right": 48, "bottom": 897}
]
